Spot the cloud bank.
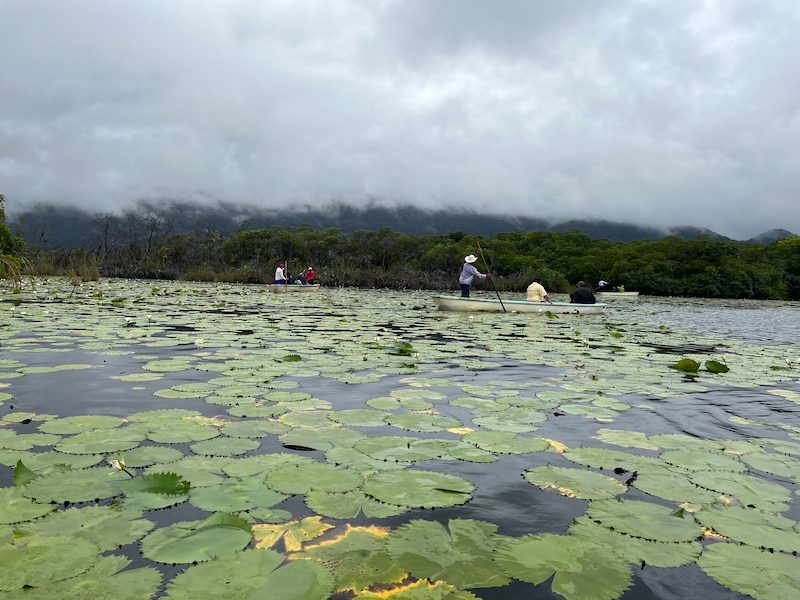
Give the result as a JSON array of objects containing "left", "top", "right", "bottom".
[{"left": 2, "top": 0, "right": 799, "bottom": 239}]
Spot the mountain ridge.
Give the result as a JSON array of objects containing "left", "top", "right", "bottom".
[{"left": 9, "top": 201, "right": 797, "bottom": 249}]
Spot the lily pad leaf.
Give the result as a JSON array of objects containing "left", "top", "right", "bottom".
[
  {"left": 23, "top": 468, "right": 129, "bottom": 504},
  {"left": 704, "top": 360, "right": 729, "bottom": 373},
  {"left": 523, "top": 465, "right": 627, "bottom": 500},
  {"left": 305, "top": 489, "right": 408, "bottom": 519},
  {"left": 698, "top": 542, "right": 800, "bottom": 599},
  {"left": 14, "top": 460, "right": 37, "bottom": 487},
  {"left": 164, "top": 548, "right": 334, "bottom": 600},
  {"left": 140, "top": 512, "right": 252, "bottom": 564},
  {"left": 120, "top": 472, "right": 190, "bottom": 496},
  {"left": 265, "top": 462, "right": 364, "bottom": 495},
  {"left": 0, "top": 487, "right": 57, "bottom": 524},
  {"left": 0, "top": 535, "right": 99, "bottom": 592},
  {"left": 295, "top": 525, "right": 405, "bottom": 592},
  {"left": 190, "top": 477, "right": 287, "bottom": 513},
  {"left": 668, "top": 358, "right": 700, "bottom": 373},
  {"left": 586, "top": 498, "right": 703, "bottom": 542},
  {"left": 494, "top": 533, "right": 632, "bottom": 600},
  {"left": 21, "top": 505, "right": 155, "bottom": 551},
  {"left": 568, "top": 516, "right": 701, "bottom": 568},
  {"left": 362, "top": 470, "right": 474, "bottom": 508},
  {"left": 354, "top": 579, "right": 481, "bottom": 599},
  {"left": 253, "top": 516, "right": 334, "bottom": 551},
  {"left": 693, "top": 505, "right": 800, "bottom": 552},
  {"left": 1, "top": 554, "right": 161, "bottom": 600},
  {"left": 385, "top": 519, "right": 511, "bottom": 589}
]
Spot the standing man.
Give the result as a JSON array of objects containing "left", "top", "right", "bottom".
[
  {"left": 526, "top": 278, "right": 553, "bottom": 304},
  {"left": 459, "top": 254, "right": 487, "bottom": 297}
]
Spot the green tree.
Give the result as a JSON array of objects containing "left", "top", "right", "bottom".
[{"left": 0, "top": 194, "right": 28, "bottom": 287}]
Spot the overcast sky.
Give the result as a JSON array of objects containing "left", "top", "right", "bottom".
[{"left": 2, "top": 0, "right": 799, "bottom": 239}]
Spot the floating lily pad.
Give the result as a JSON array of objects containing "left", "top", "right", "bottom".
[
  {"left": 21, "top": 505, "right": 154, "bottom": 551},
  {"left": 494, "top": 533, "right": 633, "bottom": 600},
  {"left": 362, "top": 470, "right": 474, "bottom": 508},
  {"left": 586, "top": 498, "right": 703, "bottom": 542},
  {"left": 140, "top": 512, "right": 252, "bottom": 564},
  {"left": 164, "top": 548, "right": 333, "bottom": 600},
  {"left": 385, "top": 519, "right": 511, "bottom": 589},
  {"left": 698, "top": 542, "right": 800, "bottom": 599},
  {"left": 190, "top": 477, "right": 287, "bottom": 512},
  {"left": 253, "top": 516, "right": 334, "bottom": 551},
  {"left": 523, "top": 465, "right": 627, "bottom": 500},
  {"left": 0, "top": 487, "right": 57, "bottom": 524},
  {"left": 265, "top": 462, "right": 364, "bottom": 495},
  {"left": 294, "top": 525, "right": 404, "bottom": 591},
  {"left": 0, "top": 536, "right": 96, "bottom": 592}
]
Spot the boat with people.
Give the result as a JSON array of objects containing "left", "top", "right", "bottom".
[
  {"left": 266, "top": 284, "right": 321, "bottom": 293},
  {"left": 433, "top": 295, "right": 607, "bottom": 314},
  {"left": 595, "top": 291, "right": 640, "bottom": 299}
]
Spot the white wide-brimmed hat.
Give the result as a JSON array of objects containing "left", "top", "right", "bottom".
[{"left": 464, "top": 255, "right": 478, "bottom": 263}]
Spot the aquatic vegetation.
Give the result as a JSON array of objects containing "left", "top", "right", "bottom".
[{"left": 0, "top": 279, "right": 799, "bottom": 599}]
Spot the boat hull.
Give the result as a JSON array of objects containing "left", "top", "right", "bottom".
[
  {"left": 433, "top": 295, "right": 606, "bottom": 314},
  {"left": 595, "top": 291, "right": 639, "bottom": 299},
  {"left": 266, "top": 284, "right": 321, "bottom": 293}
]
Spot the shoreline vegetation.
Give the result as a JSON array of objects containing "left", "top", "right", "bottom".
[{"left": 2, "top": 197, "right": 800, "bottom": 300}]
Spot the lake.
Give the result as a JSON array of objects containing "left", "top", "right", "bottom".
[{"left": 1, "top": 279, "right": 799, "bottom": 599}]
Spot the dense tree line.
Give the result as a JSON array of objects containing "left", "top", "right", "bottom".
[{"left": 4, "top": 206, "right": 800, "bottom": 300}]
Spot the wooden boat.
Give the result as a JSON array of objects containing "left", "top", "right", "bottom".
[
  {"left": 266, "top": 284, "right": 321, "bottom": 293},
  {"left": 433, "top": 295, "right": 606, "bottom": 314},
  {"left": 595, "top": 291, "right": 639, "bottom": 299}
]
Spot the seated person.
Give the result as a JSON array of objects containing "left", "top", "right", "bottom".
[
  {"left": 526, "top": 278, "right": 553, "bottom": 303},
  {"left": 570, "top": 281, "right": 596, "bottom": 304}
]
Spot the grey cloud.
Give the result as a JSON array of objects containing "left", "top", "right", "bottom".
[{"left": 1, "top": 0, "right": 799, "bottom": 239}]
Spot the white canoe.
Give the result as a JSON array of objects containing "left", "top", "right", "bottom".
[
  {"left": 433, "top": 295, "right": 606, "bottom": 314},
  {"left": 267, "top": 284, "right": 321, "bottom": 293},
  {"left": 595, "top": 291, "right": 639, "bottom": 299}
]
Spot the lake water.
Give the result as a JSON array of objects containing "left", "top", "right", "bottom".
[{"left": 1, "top": 281, "right": 799, "bottom": 599}]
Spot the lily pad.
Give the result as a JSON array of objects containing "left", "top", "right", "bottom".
[
  {"left": 164, "top": 548, "right": 334, "bottom": 600},
  {"left": 385, "top": 519, "right": 511, "bottom": 589},
  {"left": 362, "top": 470, "right": 474, "bottom": 508},
  {"left": 140, "top": 512, "right": 253, "bottom": 564}
]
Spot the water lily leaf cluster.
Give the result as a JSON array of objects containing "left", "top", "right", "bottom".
[{"left": 1, "top": 279, "right": 799, "bottom": 599}]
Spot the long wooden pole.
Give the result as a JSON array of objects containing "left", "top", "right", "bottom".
[{"left": 477, "top": 242, "right": 506, "bottom": 313}]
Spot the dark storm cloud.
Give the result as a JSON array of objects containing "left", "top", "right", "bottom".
[{"left": 1, "top": 0, "right": 799, "bottom": 239}]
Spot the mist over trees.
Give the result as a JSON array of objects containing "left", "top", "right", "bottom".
[{"left": 5, "top": 199, "right": 800, "bottom": 300}]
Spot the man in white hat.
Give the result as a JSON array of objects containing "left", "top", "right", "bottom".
[{"left": 459, "top": 255, "right": 487, "bottom": 297}]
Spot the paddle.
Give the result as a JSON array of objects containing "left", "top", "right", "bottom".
[{"left": 477, "top": 242, "right": 506, "bottom": 313}]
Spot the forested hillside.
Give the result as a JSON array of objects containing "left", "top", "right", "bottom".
[{"left": 14, "top": 218, "right": 800, "bottom": 301}]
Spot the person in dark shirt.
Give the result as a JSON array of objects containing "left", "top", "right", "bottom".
[{"left": 569, "top": 281, "right": 596, "bottom": 304}]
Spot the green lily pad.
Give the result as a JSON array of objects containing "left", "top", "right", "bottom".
[
  {"left": 586, "top": 498, "right": 703, "bottom": 542},
  {"left": 164, "top": 548, "right": 333, "bottom": 600},
  {"left": 494, "top": 533, "right": 633, "bottom": 600},
  {"left": 385, "top": 519, "right": 511, "bottom": 589},
  {"left": 0, "top": 535, "right": 99, "bottom": 592},
  {"left": 523, "top": 465, "right": 627, "bottom": 500},
  {"left": 21, "top": 505, "right": 154, "bottom": 551},
  {"left": 0, "top": 487, "right": 57, "bottom": 524},
  {"left": 362, "top": 470, "right": 474, "bottom": 508},
  {"left": 0, "top": 554, "right": 161, "bottom": 600},
  {"left": 265, "top": 461, "right": 364, "bottom": 495},
  {"left": 190, "top": 477, "right": 287, "bottom": 512},
  {"left": 698, "top": 542, "right": 800, "bottom": 599},
  {"left": 140, "top": 512, "right": 253, "bottom": 564}
]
